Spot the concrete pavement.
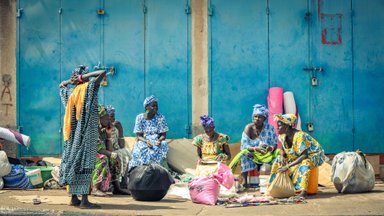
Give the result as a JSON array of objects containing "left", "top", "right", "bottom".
[{"left": 0, "top": 182, "right": 383, "bottom": 216}]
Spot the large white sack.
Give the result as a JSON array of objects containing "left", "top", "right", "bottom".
[
  {"left": 331, "top": 151, "right": 375, "bottom": 193},
  {"left": 0, "top": 151, "right": 11, "bottom": 177}
]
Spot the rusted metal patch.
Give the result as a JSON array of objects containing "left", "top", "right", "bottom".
[{"left": 321, "top": 13, "right": 343, "bottom": 45}]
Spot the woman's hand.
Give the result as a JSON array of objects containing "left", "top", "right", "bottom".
[
  {"left": 278, "top": 164, "right": 289, "bottom": 173},
  {"left": 215, "top": 153, "right": 228, "bottom": 161},
  {"left": 146, "top": 140, "right": 153, "bottom": 148},
  {"left": 155, "top": 139, "right": 161, "bottom": 146},
  {"left": 252, "top": 146, "right": 267, "bottom": 154},
  {"left": 59, "top": 81, "right": 68, "bottom": 88}
]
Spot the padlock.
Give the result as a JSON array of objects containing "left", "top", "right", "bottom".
[
  {"left": 311, "top": 77, "right": 318, "bottom": 86},
  {"left": 307, "top": 123, "right": 314, "bottom": 132}
]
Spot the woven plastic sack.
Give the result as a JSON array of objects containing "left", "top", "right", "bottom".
[
  {"left": 266, "top": 171, "right": 295, "bottom": 198},
  {"left": 188, "top": 176, "right": 220, "bottom": 205},
  {"left": 0, "top": 151, "right": 11, "bottom": 177},
  {"left": 331, "top": 151, "right": 375, "bottom": 193},
  {"left": 3, "top": 164, "right": 33, "bottom": 189}
]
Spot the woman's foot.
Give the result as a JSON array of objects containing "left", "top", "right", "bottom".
[{"left": 69, "top": 195, "right": 81, "bottom": 206}]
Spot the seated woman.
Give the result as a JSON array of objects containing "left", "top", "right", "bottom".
[
  {"left": 128, "top": 96, "right": 169, "bottom": 172},
  {"left": 91, "top": 105, "right": 131, "bottom": 196},
  {"left": 239, "top": 104, "right": 278, "bottom": 187},
  {"left": 269, "top": 113, "right": 325, "bottom": 198},
  {"left": 192, "top": 115, "right": 231, "bottom": 176}
]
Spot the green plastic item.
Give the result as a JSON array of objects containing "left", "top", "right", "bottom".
[{"left": 24, "top": 166, "right": 53, "bottom": 185}]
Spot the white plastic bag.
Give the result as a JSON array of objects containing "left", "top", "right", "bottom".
[
  {"left": 331, "top": 151, "right": 375, "bottom": 193},
  {"left": 0, "top": 151, "right": 11, "bottom": 177},
  {"left": 0, "top": 178, "right": 4, "bottom": 190}
]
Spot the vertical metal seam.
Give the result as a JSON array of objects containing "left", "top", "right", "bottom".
[
  {"left": 143, "top": 0, "right": 147, "bottom": 97},
  {"left": 187, "top": 0, "right": 191, "bottom": 137},
  {"left": 308, "top": 0, "right": 312, "bottom": 124},
  {"left": 16, "top": 0, "right": 21, "bottom": 158},
  {"left": 59, "top": 0, "right": 63, "bottom": 153},
  {"left": 208, "top": 0, "right": 212, "bottom": 116},
  {"left": 350, "top": 0, "right": 355, "bottom": 150},
  {"left": 100, "top": 0, "right": 105, "bottom": 103},
  {"left": 267, "top": 0, "right": 270, "bottom": 88}
]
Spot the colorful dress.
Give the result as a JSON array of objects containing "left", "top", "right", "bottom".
[
  {"left": 269, "top": 131, "right": 325, "bottom": 191},
  {"left": 59, "top": 79, "right": 99, "bottom": 195},
  {"left": 128, "top": 113, "right": 169, "bottom": 171},
  {"left": 192, "top": 133, "right": 230, "bottom": 161},
  {"left": 92, "top": 126, "right": 132, "bottom": 192},
  {"left": 192, "top": 133, "right": 230, "bottom": 176},
  {"left": 240, "top": 122, "right": 277, "bottom": 173}
]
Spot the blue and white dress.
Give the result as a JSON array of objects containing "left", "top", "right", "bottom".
[
  {"left": 240, "top": 122, "right": 277, "bottom": 173},
  {"left": 128, "top": 112, "right": 169, "bottom": 171}
]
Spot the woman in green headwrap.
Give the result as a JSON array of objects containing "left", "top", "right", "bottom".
[
  {"left": 269, "top": 113, "right": 325, "bottom": 198},
  {"left": 91, "top": 105, "right": 131, "bottom": 196}
]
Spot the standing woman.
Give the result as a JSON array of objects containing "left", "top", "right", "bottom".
[
  {"left": 59, "top": 65, "right": 106, "bottom": 209},
  {"left": 128, "top": 95, "right": 169, "bottom": 171},
  {"left": 269, "top": 114, "right": 325, "bottom": 198}
]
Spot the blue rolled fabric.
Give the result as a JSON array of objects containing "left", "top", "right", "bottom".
[{"left": 3, "top": 164, "right": 33, "bottom": 189}]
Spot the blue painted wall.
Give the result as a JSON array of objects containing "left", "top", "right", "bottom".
[
  {"left": 208, "top": 0, "right": 384, "bottom": 153},
  {"left": 17, "top": 0, "right": 191, "bottom": 156},
  {"left": 16, "top": 0, "right": 384, "bottom": 156}
]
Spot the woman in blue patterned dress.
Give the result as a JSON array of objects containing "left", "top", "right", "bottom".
[
  {"left": 240, "top": 104, "right": 278, "bottom": 187},
  {"left": 128, "top": 96, "right": 169, "bottom": 172},
  {"left": 59, "top": 65, "right": 106, "bottom": 209}
]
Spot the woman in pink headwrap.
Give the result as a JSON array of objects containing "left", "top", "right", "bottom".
[{"left": 192, "top": 115, "right": 231, "bottom": 176}]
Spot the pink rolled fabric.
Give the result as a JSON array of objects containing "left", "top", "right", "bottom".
[{"left": 267, "top": 87, "right": 284, "bottom": 148}]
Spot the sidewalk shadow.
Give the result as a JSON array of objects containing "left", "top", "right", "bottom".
[
  {"left": 100, "top": 203, "right": 187, "bottom": 211},
  {"left": 307, "top": 186, "right": 384, "bottom": 200}
]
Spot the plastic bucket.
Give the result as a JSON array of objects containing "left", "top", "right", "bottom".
[
  {"left": 247, "top": 169, "right": 259, "bottom": 187},
  {"left": 259, "top": 175, "right": 270, "bottom": 194},
  {"left": 307, "top": 167, "right": 319, "bottom": 195},
  {"left": 26, "top": 169, "right": 43, "bottom": 188}
]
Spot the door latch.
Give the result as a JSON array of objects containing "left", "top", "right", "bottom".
[{"left": 307, "top": 123, "right": 314, "bottom": 132}]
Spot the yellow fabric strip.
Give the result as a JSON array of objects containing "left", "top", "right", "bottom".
[{"left": 63, "top": 82, "right": 89, "bottom": 141}]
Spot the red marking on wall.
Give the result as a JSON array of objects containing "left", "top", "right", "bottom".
[
  {"left": 321, "top": 13, "right": 343, "bottom": 45},
  {"left": 318, "top": 0, "right": 322, "bottom": 18}
]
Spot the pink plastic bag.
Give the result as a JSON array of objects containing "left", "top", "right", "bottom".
[
  {"left": 213, "top": 163, "right": 234, "bottom": 189},
  {"left": 188, "top": 176, "right": 220, "bottom": 205}
]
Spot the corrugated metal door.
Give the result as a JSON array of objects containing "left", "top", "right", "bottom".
[
  {"left": 269, "top": 0, "right": 310, "bottom": 136},
  {"left": 103, "top": 0, "right": 145, "bottom": 137},
  {"left": 310, "top": 0, "right": 354, "bottom": 153},
  {"left": 208, "top": 0, "right": 269, "bottom": 141},
  {"left": 18, "top": 0, "right": 61, "bottom": 156},
  {"left": 145, "top": 0, "right": 191, "bottom": 138},
  {"left": 353, "top": 0, "right": 384, "bottom": 153}
]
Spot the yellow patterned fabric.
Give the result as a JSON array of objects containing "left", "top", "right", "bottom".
[
  {"left": 192, "top": 133, "right": 230, "bottom": 161},
  {"left": 269, "top": 131, "right": 325, "bottom": 191},
  {"left": 63, "top": 82, "right": 89, "bottom": 141},
  {"left": 274, "top": 113, "right": 297, "bottom": 126}
]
